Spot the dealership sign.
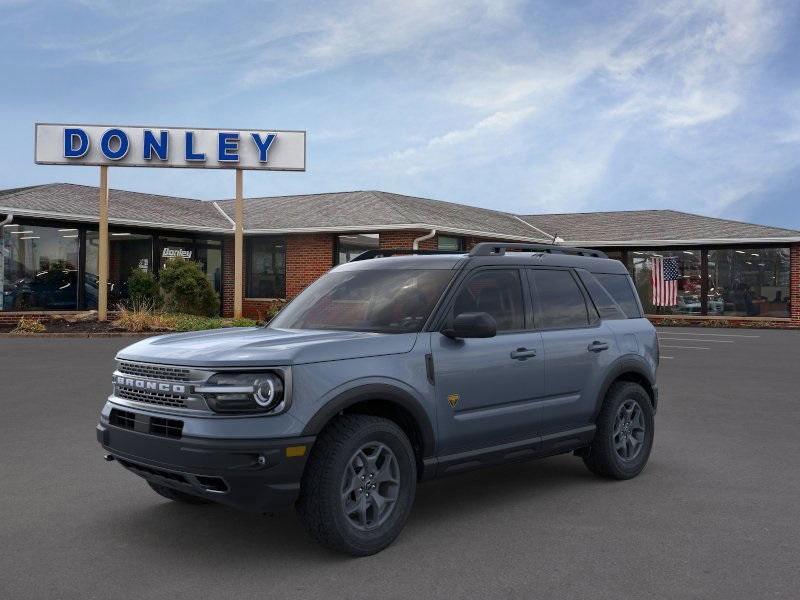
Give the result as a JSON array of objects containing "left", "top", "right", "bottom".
[{"left": 34, "top": 123, "right": 306, "bottom": 171}]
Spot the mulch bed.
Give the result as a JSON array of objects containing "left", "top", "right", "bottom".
[{"left": 0, "top": 318, "right": 169, "bottom": 335}]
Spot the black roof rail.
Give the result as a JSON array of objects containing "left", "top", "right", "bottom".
[
  {"left": 469, "top": 242, "right": 608, "bottom": 259},
  {"left": 349, "top": 248, "right": 466, "bottom": 262}
]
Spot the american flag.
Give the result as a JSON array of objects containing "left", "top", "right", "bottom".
[{"left": 651, "top": 256, "right": 679, "bottom": 306}]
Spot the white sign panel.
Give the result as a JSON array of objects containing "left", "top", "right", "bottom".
[{"left": 34, "top": 123, "right": 306, "bottom": 171}]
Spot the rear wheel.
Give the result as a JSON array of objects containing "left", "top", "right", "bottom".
[
  {"left": 148, "top": 482, "right": 212, "bottom": 505},
  {"left": 296, "top": 414, "right": 417, "bottom": 556},
  {"left": 583, "top": 382, "right": 654, "bottom": 479}
]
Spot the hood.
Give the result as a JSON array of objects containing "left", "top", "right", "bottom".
[{"left": 116, "top": 327, "right": 418, "bottom": 367}]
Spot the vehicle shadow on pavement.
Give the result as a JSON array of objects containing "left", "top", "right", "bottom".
[{"left": 98, "top": 454, "right": 602, "bottom": 562}]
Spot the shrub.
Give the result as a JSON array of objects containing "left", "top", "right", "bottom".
[
  {"left": 127, "top": 269, "right": 161, "bottom": 308},
  {"left": 11, "top": 317, "right": 46, "bottom": 334},
  {"left": 159, "top": 259, "right": 220, "bottom": 317}
]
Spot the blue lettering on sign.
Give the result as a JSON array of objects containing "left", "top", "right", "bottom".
[
  {"left": 64, "top": 128, "right": 89, "bottom": 158},
  {"left": 143, "top": 130, "right": 168, "bottom": 160},
  {"left": 251, "top": 133, "right": 276, "bottom": 162},
  {"left": 185, "top": 131, "right": 205, "bottom": 161},
  {"left": 218, "top": 132, "right": 239, "bottom": 162},
  {"left": 100, "top": 128, "right": 129, "bottom": 160}
]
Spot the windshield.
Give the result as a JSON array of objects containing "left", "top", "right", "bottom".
[{"left": 269, "top": 269, "right": 454, "bottom": 333}]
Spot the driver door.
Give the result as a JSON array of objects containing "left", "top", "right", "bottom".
[{"left": 431, "top": 267, "right": 545, "bottom": 456}]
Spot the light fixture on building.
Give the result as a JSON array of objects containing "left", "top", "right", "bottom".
[
  {"left": 19, "top": 236, "right": 40, "bottom": 240},
  {"left": 3, "top": 223, "right": 19, "bottom": 228},
  {"left": 62, "top": 234, "right": 79, "bottom": 238},
  {"left": 58, "top": 228, "right": 78, "bottom": 232},
  {"left": 11, "top": 230, "right": 34, "bottom": 235},
  {"left": 111, "top": 232, "right": 131, "bottom": 236},
  {"left": 683, "top": 251, "right": 694, "bottom": 255},
  {"left": 750, "top": 253, "right": 759, "bottom": 257},
  {"left": 735, "top": 250, "right": 746, "bottom": 254}
]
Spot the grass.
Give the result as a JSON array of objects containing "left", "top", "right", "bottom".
[
  {"left": 114, "top": 304, "right": 258, "bottom": 333},
  {"left": 10, "top": 317, "right": 46, "bottom": 334}
]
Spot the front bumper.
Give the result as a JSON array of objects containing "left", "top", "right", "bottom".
[{"left": 97, "top": 417, "right": 314, "bottom": 513}]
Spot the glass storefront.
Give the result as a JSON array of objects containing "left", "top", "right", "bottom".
[
  {"left": 707, "top": 248, "right": 790, "bottom": 318},
  {"left": 336, "top": 234, "right": 379, "bottom": 264},
  {"left": 631, "top": 249, "right": 702, "bottom": 315},
  {"left": 1, "top": 223, "right": 80, "bottom": 310}
]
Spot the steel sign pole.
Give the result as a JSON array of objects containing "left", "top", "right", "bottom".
[
  {"left": 234, "top": 168, "right": 244, "bottom": 319},
  {"left": 98, "top": 166, "right": 109, "bottom": 321}
]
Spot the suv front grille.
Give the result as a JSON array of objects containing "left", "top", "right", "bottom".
[
  {"left": 118, "top": 361, "right": 192, "bottom": 382},
  {"left": 115, "top": 387, "right": 188, "bottom": 408}
]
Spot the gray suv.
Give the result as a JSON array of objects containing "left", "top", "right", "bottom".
[{"left": 97, "top": 242, "right": 658, "bottom": 555}]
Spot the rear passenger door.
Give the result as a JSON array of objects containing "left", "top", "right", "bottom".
[{"left": 526, "top": 268, "right": 616, "bottom": 434}]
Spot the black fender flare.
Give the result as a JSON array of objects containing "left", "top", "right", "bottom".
[
  {"left": 593, "top": 355, "right": 657, "bottom": 419},
  {"left": 301, "top": 383, "right": 436, "bottom": 459}
]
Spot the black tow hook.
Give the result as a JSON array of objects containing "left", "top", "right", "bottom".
[{"left": 103, "top": 453, "right": 115, "bottom": 462}]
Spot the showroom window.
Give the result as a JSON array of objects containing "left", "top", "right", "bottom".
[
  {"left": 247, "top": 236, "right": 285, "bottom": 298},
  {"left": 631, "top": 249, "right": 702, "bottom": 315},
  {"left": 707, "top": 248, "right": 790, "bottom": 318},
  {"left": 1, "top": 223, "right": 80, "bottom": 311},
  {"left": 336, "top": 233, "right": 379, "bottom": 264},
  {"left": 85, "top": 230, "right": 154, "bottom": 309}
]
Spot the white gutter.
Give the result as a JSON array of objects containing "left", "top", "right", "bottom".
[
  {"left": 564, "top": 237, "right": 800, "bottom": 246},
  {"left": 212, "top": 201, "right": 236, "bottom": 230},
  {"left": 413, "top": 228, "right": 437, "bottom": 249}
]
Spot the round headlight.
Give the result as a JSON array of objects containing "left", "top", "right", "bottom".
[{"left": 254, "top": 377, "right": 276, "bottom": 407}]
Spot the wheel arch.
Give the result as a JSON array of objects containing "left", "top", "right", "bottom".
[
  {"left": 593, "top": 357, "right": 657, "bottom": 420},
  {"left": 301, "top": 383, "right": 436, "bottom": 475}
]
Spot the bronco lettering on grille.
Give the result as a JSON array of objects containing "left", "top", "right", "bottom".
[{"left": 115, "top": 376, "right": 187, "bottom": 394}]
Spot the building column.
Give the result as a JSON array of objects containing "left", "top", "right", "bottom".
[{"left": 791, "top": 244, "right": 800, "bottom": 326}]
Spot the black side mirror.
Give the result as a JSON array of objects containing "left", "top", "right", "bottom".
[{"left": 442, "top": 312, "right": 497, "bottom": 339}]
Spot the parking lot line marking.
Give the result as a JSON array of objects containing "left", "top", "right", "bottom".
[
  {"left": 659, "top": 345, "right": 710, "bottom": 350},
  {"left": 658, "top": 337, "right": 733, "bottom": 343},
  {"left": 656, "top": 332, "right": 760, "bottom": 338}
]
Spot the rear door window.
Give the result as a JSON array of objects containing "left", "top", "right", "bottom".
[
  {"left": 594, "top": 273, "right": 642, "bottom": 318},
  {"left": 529, "top": 269, "right": 590, "bottom": 330},
  {"left": 577, "top": 269, "right": 626, "bottom": 320}
]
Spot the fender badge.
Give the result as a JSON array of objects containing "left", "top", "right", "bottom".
[{"left": 447, "top": 393, "right": 459, "bottom": 408}]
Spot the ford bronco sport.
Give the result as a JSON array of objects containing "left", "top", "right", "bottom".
[{"left": 97, "top": 242, "right": 658, "bottom": 556}]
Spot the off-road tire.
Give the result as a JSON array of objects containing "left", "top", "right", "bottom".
[
  {"left": 148, "top": 482, "right": 212, "bottom": 505},
  {"left": 296, "top": 414, "right": 417, "bottom": 556},
  {"left": 583, "top": 381, "right": 654, "bottom": 480}
]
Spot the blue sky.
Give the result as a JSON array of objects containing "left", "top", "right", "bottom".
[{"left": 1, "top": 0, "right": 799, "bottom": 228}]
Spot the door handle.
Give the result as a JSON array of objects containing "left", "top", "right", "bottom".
[
  {"left": 588, "top": 340, "right": 610, "bottom": 352},
  {"left": 510, "top": 347, "right": 537, "bottom": 360}
]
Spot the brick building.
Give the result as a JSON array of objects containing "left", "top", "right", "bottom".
[{"left": 2, "top": 183, "right": 799, "bottom": 328}]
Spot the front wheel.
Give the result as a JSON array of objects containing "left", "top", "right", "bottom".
[
  {"left": 296, "top": 414, "right": 417, "bottom": 556},
  {"left": 583, "top": 382, "right": 654, "bottom": 480}
]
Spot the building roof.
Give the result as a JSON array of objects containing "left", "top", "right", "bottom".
[
  {"left": 215, "top": 190, "right": 548, "bottom": 241},
  {"left": 0, "top": 183, "right": 231, "bottom": 232},
  {"left": 1, "top": 183, "right": 798, "bottom": 244},
  {"left": 519, "top": 209, "right": 800, "bottom": 245}
]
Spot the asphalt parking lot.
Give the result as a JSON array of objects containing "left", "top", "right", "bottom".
[{"left": 1, "top": 327, "right": 799, "bottom": 600}]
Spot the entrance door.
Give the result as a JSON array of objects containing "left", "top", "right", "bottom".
[{"left": 432, "top": 267, "right": 545, "bottom": 455}]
